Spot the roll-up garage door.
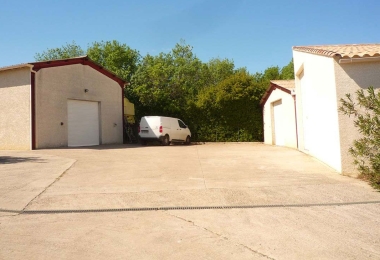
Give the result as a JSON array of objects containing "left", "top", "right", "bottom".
[{"left": 67, "top": 100, "right": 100, "bottom": 147}]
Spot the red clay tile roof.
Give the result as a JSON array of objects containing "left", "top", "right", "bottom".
[
  {"left": 260, "top": 80, "right": 295, "bottom": 107},
  {"left": 270, "top": 80, "right": 295, "bottom": 90},
  {"left": 293, "top": 44, "right": 380, "bottom": 58}
]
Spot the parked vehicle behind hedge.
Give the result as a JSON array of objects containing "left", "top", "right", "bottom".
[{"left": 138, "top": 116, "right": 191, "bottom": 145}]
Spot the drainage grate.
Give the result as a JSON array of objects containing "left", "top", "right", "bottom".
[{"left": 1, "top": 201, "right": 379, "bottom": 215}]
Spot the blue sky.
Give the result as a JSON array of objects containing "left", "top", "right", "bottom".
[{"left": 1, "top": 0, "right": 379, "bottom": 74}]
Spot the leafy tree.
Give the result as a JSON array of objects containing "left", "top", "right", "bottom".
[
  {"left": 280, "top": 59, "right": 294, "bottom": 79},
  {"left": 129, "top": 53, "right": 175, "bottom": 116},
  {"left": 34, "top": 41, "right": 85, "bottom": 61},
  {"left": 202, "top": 58, "right": 235, "bottom": 87},
  {"left": 170, "top": 41, "right": 205, "bottom": 98},
  {"left": 263, "top": 66, "right": 281, "bottom": 81},
  {"left": 130, "top": 41, "right": 204, "bottom": 118},
  {"left": 251, "top": 65, "right": 282, "bottom": 92},
  {"left": 339, "top": 86, "right": 380, "bottom": 189},
  {"left": 35, "top": 40, "right": 140, "bottom": 83},
  {"left": 87, "top": 40, "right": 140, "bottom": 82}
]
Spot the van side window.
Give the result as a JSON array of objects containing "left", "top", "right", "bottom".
[{"left": 178, "top": 120, "right": 187, "bottom": 128}]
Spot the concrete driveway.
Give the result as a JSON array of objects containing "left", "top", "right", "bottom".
[{"left": 1, "top": 143, "right": 379, "bottom": 259}]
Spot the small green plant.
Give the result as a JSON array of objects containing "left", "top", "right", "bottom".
[{"left": 339, "top": 86, "right": 380, "bottom": 189}]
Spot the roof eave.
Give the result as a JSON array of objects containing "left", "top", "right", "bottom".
[
  {"left": 260, "top": 81, "right": 294, "bottom": 107},
  {"left": 30, "top": 56, "right": 127, "bottom": 88},
  {"left": 292, "top": 47, "right": 341, "bottom": 58},
  {"left": 0, "top": 64, "right": 33, "bottom": 72}
]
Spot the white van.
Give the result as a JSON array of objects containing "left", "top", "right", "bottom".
[{"left": 138, "top": 116, "right": 191, "bottom": 145}]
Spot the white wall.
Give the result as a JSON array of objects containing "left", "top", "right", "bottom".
[
  {"left": 0, "top": 68, "right": 31, "bottom": 150},
  {"left": 293, "top": 51, "right": 342, "bottom": 172},
  {"left": 35, "top": 64, "right": 123, "bottom": 148},
  {"left": 334, "top": 60, "right": 380, "bottom": 174},
  {"left": 263, "top": 88, "right": 297, "bottom": 148}
]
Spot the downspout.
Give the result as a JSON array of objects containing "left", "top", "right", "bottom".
[
  {"left": 121, "top": 83, "right": 126, "bottom": 144},
  {"left": 292, "top": 93, "right": 299, "bottom": 149},
  {"left": 31, "top": 70, "right": 36, "bottom": 150}
]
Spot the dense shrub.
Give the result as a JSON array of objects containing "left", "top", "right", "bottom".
[
  {"left": 340, "top": 86, "right": 380, "bottom": 189},
  {"left": 191, "top": 71, "right": 265, "bottom": 141}
]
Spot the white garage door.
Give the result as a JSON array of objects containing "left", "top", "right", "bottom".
[
  {"left": 273, "top": 99, "right": 285, "bottom": 146},
  {"left": 67, "top": 100, "right": 100, "bottom": 147}
]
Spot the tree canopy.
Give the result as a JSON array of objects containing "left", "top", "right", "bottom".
[
  {"left": 280, "top": 59, "right": 294, "bottom": 80},
  {"left": 35, "top": 40, "right": 140, "bottom": 82},
  {"left": 87, "top": 40, "right": 140, "bottom": 82},
  {"left": 128, "top": 42, "right": 205, "bottom": 118},
  {"left": 34, "top": 41, "right": 85, "bottom": 61}
]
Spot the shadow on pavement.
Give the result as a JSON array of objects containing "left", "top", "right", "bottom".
[
  {"left": 0, "top": 156, "right": 46, "bottom": 165},
  {"left": 40, "top": 143, "right": 199, "bottom": 151}
]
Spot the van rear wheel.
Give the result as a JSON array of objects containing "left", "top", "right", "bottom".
[{"left": 162, "top": 135, "right": 170, "bottom": 146}]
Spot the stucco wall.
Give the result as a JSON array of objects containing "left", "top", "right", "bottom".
[
  {"left": 0, "top": 67, "right": 31, "bottom": 150},
  {"left": 263, "top": 89, "right": 297, "bottom": 148},
  {"left": 35, "top": 64, "right": 123, "bottom": 148},
  {"left": 293, "top": 51, "right": 342, "bottom": 172},
  {"left": 334, "top": 60, "right": 380, "bottom": 174}
]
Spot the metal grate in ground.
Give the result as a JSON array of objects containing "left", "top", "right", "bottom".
[{"left": 1, "top": 200, "right": 380, "bottom": 215}]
